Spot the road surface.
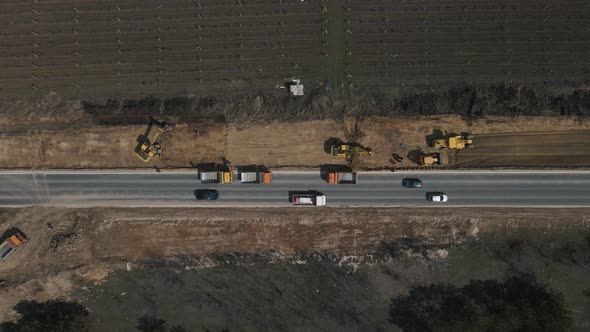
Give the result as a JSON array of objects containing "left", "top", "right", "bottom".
[{"left": 0, "top": 170, "right": 588, "bottom": 207}]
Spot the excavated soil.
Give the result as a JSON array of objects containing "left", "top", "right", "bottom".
[{"left": 2, "top": 114, "right": 590, "bottom": 169}]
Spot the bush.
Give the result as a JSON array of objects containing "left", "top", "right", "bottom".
[
  {"left": 136, "top": 315, "right": 166, "bottom": 332},
  {"left": 0, "top": 299, "right": 89, "bottom": 332},
  {"left": 389, "top": 275, "right": 572, "bottom": 332}
]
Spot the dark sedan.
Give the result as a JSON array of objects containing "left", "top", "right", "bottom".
[
  {"left": 402, "top": 178, "right": 423, "bottom": 188},
  {"left": 194, "top": 189, "right": 220, "bottom": 200}
]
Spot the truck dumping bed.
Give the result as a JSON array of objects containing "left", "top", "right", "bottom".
[
  {"left": 0, "top": 231, "right": 27, "bottom": 260},
  {"left": 327, "top": 171, "right": 357, "bottom": 184}
]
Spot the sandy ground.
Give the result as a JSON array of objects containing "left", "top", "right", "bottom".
[
  {"left": 451, "top": 131, "right": 590, "bottom": 167},
  {"left": 1, "top": 206, "right": 590, "bottom": 322},
  {"left": 2, "top": 115, "right": 590, "bottom": 169}
]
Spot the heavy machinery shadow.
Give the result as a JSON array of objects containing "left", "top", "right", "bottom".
[
  {"left": 0, "top": 227, "right": 25, "bottom": 244},
  {"left": 135, "top": 120, "right": 153, "bottom": 147},
  {"left": 137, "top": 116, "right": 169, "bottom": 143},
  {"left": 319, "top": 164, "right": 353, "bottom": 181},
  {"left": 324, "top": 138, "right": 344, "bottom": 154},
  {"left": 407, "top": 149, "right": 424, "bottom": 165},
  {"left": 425, "top": 129, "right": 445, "bottom": 147},
  {"left": 195, "top": 162, "right": 222, "bottom": 170},
  {"left": 353, "top": 143, "right": 372, "bottom": 153}
]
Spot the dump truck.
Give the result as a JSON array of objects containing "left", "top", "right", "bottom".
[
  {"left": 290, "top": 191, "right": 326, "bottom": 206},
  {"left": 420, "top": 153, "right": 441, "bottom": 166},
  {"left": 327, "top": 171, "right": 357, "bottom": 184},
  {"left": 239, "top": 166, "right": 272, "bottom": 184},
  {"left": 0, "top": 231, "right": 27, "bottom": 260},
  {"left": 198, "top": 166, "right": 233, "bottom": 184},
  {"left": 432, "top": 134, "right": 473, "bottom": 150}
]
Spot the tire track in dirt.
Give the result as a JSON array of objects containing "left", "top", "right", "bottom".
[{"left": 451, "top": 131, "right": 590, "bottom": 167}]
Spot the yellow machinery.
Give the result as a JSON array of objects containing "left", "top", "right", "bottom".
[
  {"left": 432, "top": 134, "right": 473, "bottom": 150},
  {"left": 135, "top": 118, "right": 173, "bottom": 162},
  {"left": 331, "top": 144, "right": 373, "bottom": 158},
  {"left": 420, "top": 152, "right": 441, "bottom": 166}
]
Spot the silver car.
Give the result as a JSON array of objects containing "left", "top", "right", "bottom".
[{"left": 427, "top": 192, "right": 448, "bottom": 203}]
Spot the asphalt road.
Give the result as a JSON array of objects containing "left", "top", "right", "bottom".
[{"left": 0, "top": 170, "right": 589, "bottom": 207}]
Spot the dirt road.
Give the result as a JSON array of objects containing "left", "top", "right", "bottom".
[
  {"left": 1, "top": 115, "right": 590, "bottom": 169},
  {"left": 450, "top": 131, "right": 590, "bottom": 167}
]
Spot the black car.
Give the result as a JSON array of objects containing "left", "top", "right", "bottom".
[
  {"left": 194, "top": 189, "right": 220, "bottom": 200},
  {"left": 402, "top": 178, "right": 423, "bottom": 188}
]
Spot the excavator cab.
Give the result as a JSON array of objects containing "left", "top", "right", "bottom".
[
  {"left": 331, "top": 144, "right": 350, "bottom": 157},
  {"left": 135, "top": 118, "right": 173, "bottom": 162}
]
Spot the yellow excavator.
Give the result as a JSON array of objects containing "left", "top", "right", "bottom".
[
  {"left": 331, "top": 143, "right": 373, "bottom": 158},
  {"left": 135, "top": 118, "right": 173, "bottom": 162}
]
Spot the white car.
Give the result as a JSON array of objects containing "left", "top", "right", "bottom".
[{"left": 427, "top": 192, "right": 448, "bottom": 203}]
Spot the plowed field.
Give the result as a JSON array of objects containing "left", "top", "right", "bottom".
[{"left": 0, "top": 0, "right": 588, "bottom": 96}]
